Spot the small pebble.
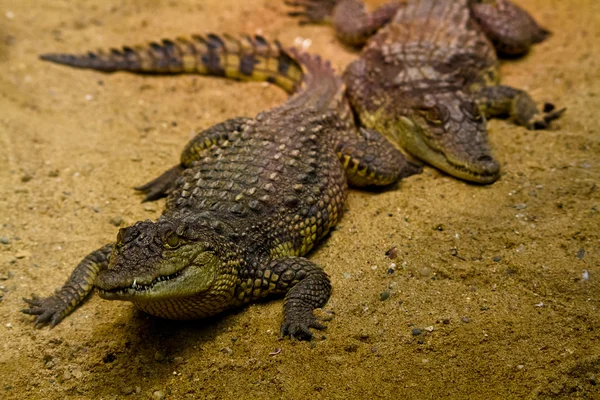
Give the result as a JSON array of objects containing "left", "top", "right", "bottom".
[
  {"left": 583, "top": 270, "right": 589, "bottom": 281},
  {"left": 492, "top": 256, "right": 501, "bottom": 262},
  {"left": 121, "top": 386, "right": 134, "bottom": 395},
  {"left": 154, "top": 351, "right": 165, "bottom": 362},
  {"left": 385, "top": 246, "right": 398, "bottom": 259},
  {"left": 419, "top": 267, "right": 431, "bottom": 277},
  {"left": 461, "top": 317, "right": 470, "bottom": 323},
  {"left": 15, "top": 250, "right": 31, "bottom": 259},
  {"left": 48, "top": 169, "right": 60, "bottom": 177},
  {"left": 21, "top": 174, "right": 33, "bottom": 182},
  {"left": 424, "top": 326, "right": 434, "bottom": 332},
  {"left": 110, "top": 216, "right": 123, "bottom": 227},
  {"left": 411, "top": 328, "right": 422, "bottom": 336},
  {"left": 221, "top": 347, "right": 233, "bottom": 355},
  {"left": 0, "top": 237, "right": 9, "bottom": 245},
  {"left": 152, "top": 390, "right": 165, "bottom": 400},
  {"left": 577, "top": 248, "right": 585, "bottom": 260},
  {"left": 379, "top": 290, "right": 391, "bottom": 301},
  {"left": 514, "top": 203, "right": 527, "bottom": 210}
]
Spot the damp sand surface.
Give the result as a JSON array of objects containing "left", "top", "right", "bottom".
[{"left": 0, "top": 0, "right": 599, "bottom": 398}]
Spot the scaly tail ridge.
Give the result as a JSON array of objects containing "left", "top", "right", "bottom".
[
  {"left": 40, "top": 34, "right": 306, "bottom": 94},
  {"left": 283, "top": 48, "right": 344, "bottom": 112}
]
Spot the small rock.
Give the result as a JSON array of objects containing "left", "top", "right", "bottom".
[
  {"left": 109, "top": 216, "right": 123, "bottom": 227},
  {"left": 0, "top": 237, "right": 9, "bottom": 245},
  {"left": 419, "top": 267, "right": 431, "bottom": 277},
  {"left": 71, "top": 368, "right": 82, "bottom": 379},
  {"left": 461, "top": 317, "right": 470, "bottom": 323},
  {"left": 154, "top": 351, "right": 165, "bottom": 362},
  {"left": 121, "top": 386, "right": 134, "bottom": 395},
  {"left": 492, "top": 256, "right": 501, "bottom": 262},
  {"left": 442, "top": 319, "right": 450, "bottom": 325},
  {"left": 385, "top": 246, "right": 398, "bottom": 259},
  {"left": 144, "top": 204, "right": 156, "bottom": 212},
  {"left": 152, "top": 390, "right": 165, "bottom": 400},
  {"left": 21, "top": 174, "right": 33, "bottom": 182},
  {"left": 411, "top": 328, "right": 422, "bottom": 336},
  {"left": 424, "top": 326, "right": 434, "bottom": 332},
  {"left": 379, "top": 290, "right": 391, "bottom": 301},
  {"left": 48, "top": 169, "right": 60, "bottom": 178},
  {"left": 62, "top": 371, "right": 72, "bottom": 381},
  {"left": 221, "top": 347, "right": 233, "bottom": 355},
  {"left": 433, "top": 223, "right": 444, "bottom": 231},
  {"left": 577, "top": 248, "right": 585, "bottom": 260},
  {"left": 15, "top": 250, "right": 31, "bottom": 259},
  {"left": 514, "top": 203, "right": 527, "bottom": 210}
]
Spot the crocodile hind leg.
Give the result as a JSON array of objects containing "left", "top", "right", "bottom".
[
  {"left": 335, "top": 126, "right": 422, "bottom": 187},
  {"left": 286, "top": 0, "right": 400, "bottom": 46},
  {"left": 470, "top": 0, "right": 551, "bottom": 56},
  {"left": 135, "top": 117, "right": 251, "bottom": 202},
  {"left": 22, "top": 244, "right": 113, "bottom": 327},
  {"left": 475, "top": 85, "right": 565, "bottom": 130}
]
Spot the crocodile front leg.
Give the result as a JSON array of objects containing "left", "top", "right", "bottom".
[
  {"left": 22, "top": 244, "right": 113, "bottom": 327},
  {"left": 135, "top": 117, "right": 251, "bottom": 202},
  {"left": 243, "top": 257, "right": 331, "bottom": 340},
  {"left": 475, "top": 85, "right": 565, "bottom": 130},
  {"left": 335, "top": 126, "right": 422, "bottom": 187},
  {"left": 286, "top": 0, "right": 399, "bottom": 46}
]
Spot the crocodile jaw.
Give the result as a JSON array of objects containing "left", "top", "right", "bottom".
[{"left": 394, "top": 117, "right": 500, "bottom": 184}]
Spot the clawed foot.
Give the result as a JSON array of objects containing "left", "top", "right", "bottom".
[
  {"left": 134, "top": 164, "right": 184, "bottom": 202},
  {"left": 280, "top": 308, "right": 327, "bottom": 340},
  {"left": 285, "top": 0, "right": 338, "bottom": 24},
  {"left": 526, "top": 103, "right": 566, "bottom": 130},
  {"left": 22, "top": 295, "right": 68, "bottom": 328}
]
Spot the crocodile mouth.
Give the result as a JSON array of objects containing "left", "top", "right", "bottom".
[{"left": 97, "top": 270, "right": 184, "bottom": 299}]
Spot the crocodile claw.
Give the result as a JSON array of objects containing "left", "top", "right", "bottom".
[
  {"left": 22, "top": 295, "right": 68, "bottom": 328},
  {"left": 284, "top": 0, "right": 338, "bottom": 25},
  {"left": 280, "top": 310, "right": 327, "bottom": 341},
  {"left": 527, "top": 105, "right": 566, "bottom": 130}
]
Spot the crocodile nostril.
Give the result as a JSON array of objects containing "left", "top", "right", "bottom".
[{"left": 477, "top": 155, "right": 493, "bottom": 163}]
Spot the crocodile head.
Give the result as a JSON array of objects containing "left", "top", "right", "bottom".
[
  {"left": 95, "top": 216, "right": 235, "bottom": 319},
  {"left": 385, "top": 91, "right": 500, "bottom": 184}
]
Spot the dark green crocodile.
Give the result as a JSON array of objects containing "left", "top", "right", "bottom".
[
  {"left": 286, "top": 0, "right": 565, "bottom": 183},
  {"left": 23, "top": 35, "right": 420, "bottom": 339}
]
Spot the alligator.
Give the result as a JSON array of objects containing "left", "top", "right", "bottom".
[
  {"left": 285, "top": 0, "right": 565, "bottom": 183},
  {"left": 23, "top": 35, "right": 421, "bottom": 339}
]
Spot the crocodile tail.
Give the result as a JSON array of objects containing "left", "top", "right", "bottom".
[
  {"left": 282, "top": 48, "right": 346, "bottom": 114},
  {"left": 39, "top": 34, "right": 307, "bottom": 94}
]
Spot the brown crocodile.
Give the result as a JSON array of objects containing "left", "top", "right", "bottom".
[
  {"left": 286, "top": 0, "right": 565, "bottom": 183},
  {"left": 23, "top": 35, "right": 420, "bottom": 339}
]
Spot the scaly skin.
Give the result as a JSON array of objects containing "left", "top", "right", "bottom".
[
  {"left": 23, "top": 36, "right": 421, "bottom": 339},
  {"left": 286, "top": 0, "right": 565, "bottom": 183}
]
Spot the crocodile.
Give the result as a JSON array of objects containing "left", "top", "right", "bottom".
[
  {"left": 286, "top": 0, "right": 565, "bottom": 183},
  {"left": 23, "top": 35, "right": 420, "bottom": 339}
]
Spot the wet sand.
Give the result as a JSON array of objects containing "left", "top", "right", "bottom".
[{"left": 0, "top": 0, "right": 598, "bottom": 398}]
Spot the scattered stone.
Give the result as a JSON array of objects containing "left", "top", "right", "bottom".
[
  {"left": 21, "top": 174, "right": 33, "bottom": 183},
  {"left": 588, "top": 373, "right": 597, "bottom": 386},
  {"left": 492, "top": 256, "right": 501, "bottom": 262},
  {"left": 15, "top": 250, "right": 31, "bottom": 259},
  {"left": 442, "top": 319, "right": 450, "bottom": 325},
  {"left": 221, "top": 347, "right": 233, "bottom": 355},
  {"left": 152, "top": 390, "right": 165, "bottom": 400},
  {"left": 153, "top": 351, "right": 165, "bottom": 362},
  {"left": 121, "top": 386, "right": 134, "bottom": 395},
  {"left": 379, "top": 290, "right": 391, "bottom": 301},
  {"left": 387, "top": 263, "right": 396, "bottom": 275},
  {"left": 424, "top": 326, "right": 434, "bottom": 332},
  {"left": 144, "top": 204, "right": 156, "bottom": 212},
  {"left": 109, "top": 216, "right": 124, "bottom": 227},
  {"left": 385, "top": 246, "right": 398, "bottom": 259},
  {"left": 48, "top": 169, "right": 60, "bottom": 177},
  {"left": 461, "top": 317, "right": 470, "bottom": 323},
  {"left": 583, "top": 270, "right": 589, "bottom": 281},
  {"left": 0, "top": 237, "right": 9, "bottom": 245},
  {"left": 514, "top": 203, "right": 527, "bottom": 210},
  {"left": 62, "top": 371, "right": 72, "bottom": 381},
  {"left": 411, "top": 328, "right": 422, "bottom": 336},
  {"left": 577, "top": 248, "right": 585, "bottom": 260},
  {"left": 433, "top": 223, "right": 444, "bottom": 231},
  {"left": 419, "top": 267, "right": 431, "bottom": 277}
]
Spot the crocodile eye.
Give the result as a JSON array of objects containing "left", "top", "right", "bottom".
[
  {"left": 164, "top": 231, "right": 181, "bottom": 249},
  {"left": 419, "top": 107, "right": 443, "bottom": 125},
  {"left": 461, "top": 102, "right": 483, "bottom": 122}
]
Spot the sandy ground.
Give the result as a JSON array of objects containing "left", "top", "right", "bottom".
[{"left": 0, "top": 0, "right": 599, "bottom": 398}]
